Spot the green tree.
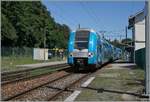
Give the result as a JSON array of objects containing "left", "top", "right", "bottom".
[
  {"left": 121, "top": 38, "right": 132, "bottom": 45},
  {"left": 1, "top": 1, "right": 70, "bottom": 49},
  {"left": 1, "top": 13, "right": 17, "bottom": 46}
]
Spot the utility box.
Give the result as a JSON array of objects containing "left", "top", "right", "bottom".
[{"left": 33, "top": 48, "right": 48, "bottom": 60}]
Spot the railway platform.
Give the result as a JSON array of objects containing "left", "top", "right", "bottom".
[
  {"left": 16, "top": 60, "right": 67, "bottom": 69},
  {"left": 67, "top": 60, "right": 145, "bottom": 101}
]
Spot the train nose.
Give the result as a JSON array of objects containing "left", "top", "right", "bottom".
[
  {"left": 75, "top": 58, "right": 88, "bottom": 66},
  {"left": 77, "top": 59, "right": 83, "bottom": 64}
]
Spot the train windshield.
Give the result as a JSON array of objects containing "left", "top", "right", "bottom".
[{"left": 74, "top": 31, "right": 90, "bottom": 49}]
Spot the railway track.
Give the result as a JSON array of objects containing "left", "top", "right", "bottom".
[
  {"left": 1, "top": 63, "right": 70, "bottom": 85},
  {"left": 2, "top": 70, "right": 90, "bottom": 101},
  {"left": 2, "top": 63, "right": 111, "bottom": 101},
  {"left": 47, "top": 73, "right": 89, "bottom": 101},
  {"left": 1, "top": 71, "right": 71, "bottom": 101}
]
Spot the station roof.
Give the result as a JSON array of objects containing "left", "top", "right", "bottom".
[{"left": 128, "top": 10, "right": 144, "bottom": 29}]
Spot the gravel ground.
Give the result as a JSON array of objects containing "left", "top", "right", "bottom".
[
  {"left": 9, "top": 73, "right": 86, "bottom": 101},
  {"left": 9, "top": 74, "right": 85, "bottom": 101},
  {"left": 47, "top": 73, "right": 86, "bottom": 89},
  {"left": 12, "top": 87, "right": 58, "bottom": 101},
  {"left": 54, "top": 73, "right": 93, "bottom": 101},
  {"left": 1, "top": 71, "right": 69, "bottom": 100}
]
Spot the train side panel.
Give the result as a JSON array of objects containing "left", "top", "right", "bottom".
[
  {"left": 97, "top": 36, "right": 102, "bottom": 65},
  {"left": 101, "top": 40, "right": 113, "bottom": 64},
  {"left": 68, "top": 32, "right": 75, "bottom": 65},
  {"left": 88, "top": 32, "right": 97, "bottom": 65}
]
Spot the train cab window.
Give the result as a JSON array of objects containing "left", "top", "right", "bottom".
[
  {"left": 75, "top": 42, "right": 88, "bottom": 49},
  {"left": 74, "top": 30, "right": 90, "bottom": 49}
]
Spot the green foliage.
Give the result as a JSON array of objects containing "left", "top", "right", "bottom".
[
  {"left": 1, "top": 1, "right": 70, "bottom": 48},
  {"left": 110, "top": 39, "right": 121, "bottom": 48},
  {"left": 110, "top": 38, "right": 133, "bottom": 52},
  {"left": 1, "top": 13, "right": 17, "bottom": 46},
  {"left": 121, "top": 38, "right": 132, "bottom": 45}
]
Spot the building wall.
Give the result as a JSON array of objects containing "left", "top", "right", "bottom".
[
  {"left": 134, "top": 17, "right": 145, "bottom": 51},
  {"left": 134, "top": 12, "right": 145, "bottom": 69},
  {"left": 135, "top": 48, "right": 145, "bottom": 69},
  {"left": 33, "top": 48, "right": 48, "bottom": 60}
]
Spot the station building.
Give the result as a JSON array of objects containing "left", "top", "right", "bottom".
[{"left": 128, "top": 10, "right": 145, "bottom": 69}]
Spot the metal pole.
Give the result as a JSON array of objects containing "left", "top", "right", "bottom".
[
  {"left": 120, "top": 35, "right": 121, "bottom": 42},
  {"left": 126, "top": 26, "right": 128, "bottom": 44},
  {"left": 78, "top": 24, "right": 80, "bottom": 29},
  {"left": 145, "top": 1, "right": 150, "bottom": 97},
  {"left": 44, "top": 23, "right": 47, "bottom": 61},
  {"left": 44, "top": 27, "right": 46, "bottom": 48}
]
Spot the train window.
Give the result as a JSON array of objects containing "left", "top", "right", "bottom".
[
  {"left": 75, "top": 37, "right": 88, "bottom": 41},
  {"left": 74, "top": 31, "right": 90, "bottom": 49},
  {"left": 97, "top": 34, "right": 101, "bottom": 40},
  {"left": 99, "top": 45, "right": 102, "bottom": 53},
  {"left": 75, "top": 31, "right": 89, "bottom": 41},
  {"left": 74, "top": 42, "right": 88, "bottom": 49}
]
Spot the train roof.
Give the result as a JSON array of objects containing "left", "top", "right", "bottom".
[{"left": 73, "top": 28, "right": 96, "bottom": 33}]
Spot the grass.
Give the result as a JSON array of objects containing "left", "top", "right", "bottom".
[
  {"left": 22, "top": 67, "right": 67, "bottom": 79},
  {"left": 1, "top": 56, "right": 66, "bottom": 71},
  {"left": 29, "top": 67, "right": 66, "bottom": 77},
  {"left": 76, "top": 65, "right": 144, "bottom": 101}
]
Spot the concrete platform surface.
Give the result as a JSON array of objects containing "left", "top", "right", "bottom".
[
  {"left": 16, "top": 60, "right": 67, "bottom": 68},
  {"left": 75, "top": 61, "right": 145, "bottom": 101}
]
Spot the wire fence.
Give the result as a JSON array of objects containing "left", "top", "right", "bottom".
[
  {"left": 1, "top": 47, "right": 67, "bottom": 71},
  {"left": 1, "top": 47, "right": 67, "bottom": 59},
  {"left": 1, "top": 47, "right": 33, "bottom": 57}
]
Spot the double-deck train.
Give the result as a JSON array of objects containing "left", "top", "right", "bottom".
[{"left": 67, "top": 28, "right": 122, "bottom": 71}]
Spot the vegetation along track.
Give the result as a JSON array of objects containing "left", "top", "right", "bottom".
[{"left": 1, "top": 63, "right": 70, "bottom": 85}]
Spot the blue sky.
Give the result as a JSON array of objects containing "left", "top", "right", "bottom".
[{"left": 42, "top": 0, "right": 145, "bottom": 40}]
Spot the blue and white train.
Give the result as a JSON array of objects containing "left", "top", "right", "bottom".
[{"left": 67, "top": 28, "right": 122, "bottom": 71}]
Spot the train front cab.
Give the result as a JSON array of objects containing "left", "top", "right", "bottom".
[{"left": 67, "top": 30, "right": 98, "bottom": 71}]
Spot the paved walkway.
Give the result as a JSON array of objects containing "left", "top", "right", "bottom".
[
  {"left": 16, "top": 60, "right": 67, "bottom": 68},
  {"left": 74, "top": 61, "right": 145, "bottom": 101}
]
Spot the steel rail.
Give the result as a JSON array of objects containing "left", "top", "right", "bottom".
[
  {"left": 48, "top": 73, "right": 91, "bottom": 101},
  {"left": 2, "top": 63, "right": 68, "bottom": 75},
  {"left": 1, "top": 65, "right": 71, "bottom": 85},
  {"left": 2, "top": 72, "right": 72, "bottom": 101}
]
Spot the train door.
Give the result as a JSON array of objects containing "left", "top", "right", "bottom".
[
  {"left": 101, "top": 42, "right": 105, "bottom": 64},
  {"left": 97, "top": 37, "right": 102, "bottom": 65},
  {"left": 103, "top": 43, "right": 107, "bottom": 63},
  {"left": 97, "top": 44, "right": 102, "bottom": 64}
]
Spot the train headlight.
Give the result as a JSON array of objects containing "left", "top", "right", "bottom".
[
  {"left": 88, "top": 52, "right": 93, "bottom": 57},
  {"left": 69, "top": 52, "right": 73, "bottom": 57}
]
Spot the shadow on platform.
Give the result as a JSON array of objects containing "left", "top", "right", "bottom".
[
  {"left": 83, "top": 86, "right": 149, "bottom": 98},
  {"left": 112, "top": 60, "right": 133, "bottom": 64},
  {"left": 121, "top": 64, "right": 137, "bottom": 69}
]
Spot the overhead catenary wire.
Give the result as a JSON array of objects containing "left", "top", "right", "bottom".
[
  {"left": 48, "top": 2, "right": 130, "bottom": 42},
  {"left": 82, "top": 2, "right": 126, "bottom": 40},
  {"left": 80, "top": 2, "right": 100, "bottom": 29},
  {"left": 84, "top": 2, "right": 103, "bottom": 29},
  {"left": 47, "top": 3, "right": 75, "bottom": 27}
]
